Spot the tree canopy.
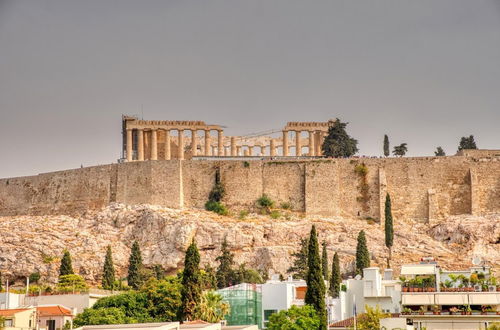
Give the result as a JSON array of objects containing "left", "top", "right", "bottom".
[
  {"left": 329, "top": 252, "right": 341, "bottom": 298},
  {"left": 355, "top": 230, "right": 370, "bottom": 275},
  {"left": 287, "top": 237, "right": 309, "bottom": 280},
  {"left": 102, "top": 246, "right": 115, "bottom": 290},
  {"left": 59, "top": 250, "right": 74, "bottom": 276},
  {"left": 181, "top": 239, "right": 202, "bottom": 321},
  {"left": 383, "top": 135, "right": 390, "bottom": 157},
  {"left": 321, "top": 119, "right": 358, "bottom": 158},
  {"left": 267, "top": 305, "right": 320, "bottom": 330},
  {"left": 305, "top": 225, "right": 327, "bottom": 330},
  {"left": 392, "top": 143, "right": 408, "bottom": 157},
  {"left": 434, "top": 146, "right": 445, "bottom": 156},
  {"left": 216, "top": 237, "right": 235, "bottom": 289},
  {"left": 458, "top": 135, "right": 477, "bottom": 151},
  {"left": 127, "top": 241, "right": 143, "bottom": 290}
]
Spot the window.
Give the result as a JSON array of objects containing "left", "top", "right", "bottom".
[
  {"left": 4, "top": 319, "right": 13, "bottom": 327},
  {"left": 263, "top": 309, "right": 278, "bottom": 328}
]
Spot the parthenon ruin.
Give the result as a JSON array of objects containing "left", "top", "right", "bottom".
[{"left": 122, "top": 116, "right": 334, "bottom": 161}]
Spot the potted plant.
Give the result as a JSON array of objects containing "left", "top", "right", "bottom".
[
  {"left": 481, "top": 305, "right": 488, "bottom": 315},
  {"left": 432, "top": 305, "right": 441, "bottom": 315},
  {"left": 463, "top": 305, "right": 472, "bottom": 315},
  {"left": 419, "top": 306, "right": 426, "bottom": 315},
  {"left": 402, "top": 307, "right": 412, "bottom": 315},
  {"left": 449, "top": 307, "right": 459, "bottom": 315}
]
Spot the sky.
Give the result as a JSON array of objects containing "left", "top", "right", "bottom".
[{"left": 0, "top": 0, "right": 499, "bottom": 178}]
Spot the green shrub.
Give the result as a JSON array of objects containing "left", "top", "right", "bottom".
[
  {"left": 243, "top": 161, "right": 250, "bottom": 168},
  {"left": 280, "top": 202, "right": 292, "bottom": 210},
  {"left": 57, "top": 274, "right": 88, "bottom": 293},
  {"left": 270, "top": 210, "right": 281, "bottom": 219},
  {"left": 205, "top": 201, "right": 229, "bottom": 216},
  {"left": 354, "top": 163, "right": 368, "bottom": 176},
  {"left": 257, "top": 194, "right": 274, "bottom": 209},
  {"left": 29, "top": 272, "right": 41, "bottom": 283},
  {"left": 238, "top": 210, "right": 249, "bottom": 220}
]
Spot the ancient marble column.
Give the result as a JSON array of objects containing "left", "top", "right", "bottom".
[
  {"left": 270, "top": 139, "right": 276, "bottom": 157},
  {"left": 236, "top": 146, "right": 242, "bottom": 156},
  {"left": 308, "top": 131, "right": 315, "bottom": 156},
  {"left": 315, "top": 131, "right": 322, "bottom": 156},
  {"left": 151, "top": 129, "right": 158, "bottom": 160},
  {"left": 224, "top": 146, "right": 228, "bottom": 156},
  {"left": 217, "top": 130, "right": 224, "bottom": 156},
  {"left": 295, "top": 130, "right": 301, "bottom": 156},
  {"left": 204, "top": 130, "right": 211, "bottom": 156},
  {"left": 191, "top": 130, "right": 197, "bottom": 156},
  {"left": 126, "top": 128, "right": 133, "bottom": 161},
  {"left": 164, "top": 129, "right": 171, "bottom": 160},
  {"left": 230, "top": 137, "right": 236, "bottom": 156},
  {"left": 244, "top": 148, "right": 249, "bottom": 156},
  {"left": 178, "top": 129, "right": 184, "bottom": 160},
  {"left": 282, "top": 130, "right": 289, "bottom": 156},
  {"left": 137, "top": 129, "right": 144, "bottom": 161}
]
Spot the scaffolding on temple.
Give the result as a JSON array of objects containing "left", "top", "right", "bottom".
[{"left": 217, "top": 283, "right": 263, "bottom": 329}]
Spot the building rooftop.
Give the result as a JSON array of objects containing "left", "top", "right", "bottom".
[{"left": 37, "top": 305, "right": 73, "bottom": 317}]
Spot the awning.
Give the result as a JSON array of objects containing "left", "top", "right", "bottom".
[
  {"left": 435, "top": 293, "right": 468, "bottom": 305},
  {"left": 402, "top": 294, "right": 435, "bottom": 305},
  {"left": 469, "top": 293, "right": 500, "bottom": 305},
  {"left": 401, "top": 265, "right": 436, "bottom": 275}
]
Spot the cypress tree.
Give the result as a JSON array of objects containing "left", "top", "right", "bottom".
[
  {"left": 384, "top": 194, "right": 394, "bottom": 269},
  {"left": 59, "top": 250, "right": 74, "bottom": 276},
  {"left": 286, "top": 237, "right": 309, "bottom": 280},
  {"left": 181, "top": 239, "right": 202, "bottom": 321},
  {"left": 215, "top": 237, "right": 235, "bottom": 289},
  {"left": 329, "top": 252, "right": 341, "bottom": 298},
  {"left": 154, "top": 264, "right": 164, "bottom": 280},
  {"left": 305, "top": 225, "right": 327, "bottom": 330},
  {"left": 321, "top": 241, "right": 329, "bottom": 280},
  {"left": 383, "top": 135, "right": 390, "bottom": 157},
  {"left": 355, "top": 231, "right": 370, "bottom": 276},
  {"left": 102, "top": 245, "right": 115, "bottom": 290},
  {"left": 127, "top": 241, "right": 143, "bottom": 289}
]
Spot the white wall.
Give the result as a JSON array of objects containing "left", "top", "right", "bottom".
[
  {"left": 0, "top": 293, "right": 25, "bottom": 309},
  {"left": 24, "top": 294, "right": 92, "bottom": 314}
]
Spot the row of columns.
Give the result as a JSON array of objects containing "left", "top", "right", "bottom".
[
  {"left": 126, "top": 128, "right": 224, "bottom": 161},
  {"left": 126, "top": 128, "right": 327, "bottom": 161},
  {"left": 282, "top": 130, "right": 326, "bottom": 157}
]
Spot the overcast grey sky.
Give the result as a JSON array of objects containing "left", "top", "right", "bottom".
[{"left": 1, "top": 0, "right": 499, "bottom": 178}]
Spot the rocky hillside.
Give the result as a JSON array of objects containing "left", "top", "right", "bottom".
[{"left": 0, "top": 204, "right": 498, "bottom": 285}]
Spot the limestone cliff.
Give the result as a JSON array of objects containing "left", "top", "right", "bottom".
[{"left": 0, "top": 204, "right": 498, "bottom": 284}]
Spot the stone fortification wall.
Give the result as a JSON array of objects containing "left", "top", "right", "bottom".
[{"left": 0, "top": 156, "right": 498, "bottom": 221}]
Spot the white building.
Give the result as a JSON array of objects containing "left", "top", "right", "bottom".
[
  {"left": 261, "top": 276, "right": 308, "bottom": 327},
  {"left": 0, "top": 292, "right": 25, "bottom": 309},
  {"left": 332, "top": 267, "right": 401, "bottom": 323}
]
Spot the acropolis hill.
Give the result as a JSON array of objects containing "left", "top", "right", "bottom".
[{"left": 0, "top": 118, "right": 499, "bottom": 283}]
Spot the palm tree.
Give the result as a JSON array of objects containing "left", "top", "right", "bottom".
[{"left": 196, "top": 291, "right": 230, "bottom": 323}]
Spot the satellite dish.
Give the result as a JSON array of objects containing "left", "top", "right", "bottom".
[
  {"left": 355, "top": 274, "right": 362, "bottom": 280},
  {"left": 472, "top": 256, "right": 482, "bottom": 266}
]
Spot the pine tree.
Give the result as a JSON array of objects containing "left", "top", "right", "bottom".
[
  {"left": 321, "top": 241, "right": 328, "bottom": 280},
  {"left": 384, "top": 194, "right": 394, "bottom": 269},
  {"left": 392, "top": 143, "right": 408, "bottom": 157},
  {"left": 383, "top": 135, "right": 390, "bottom": 157},
  {"left": 215, "top": 237, "right": 235, "bottom": 289},
  {"left": 329, "top": 252, "right": 341, "bottom": 298},
  {"left": 458, "top": 135, "right": 477, "bottom": 151},
  {"left": 305, "top": 225, "right": 327, "bottom": 330},
  {"left": 127, "top": 241, "right": 143, "bottom": 290},
  {"left": 59, "top": 250, "right": 74, "bottom": 276},
  {"left": 181, "top": 239, "right": 202, "bottom": 321},
  {"left": 434, "top": 146, "right": 445, "bottom": 156},
  {"left": 287, "top": 237, "right": 309, "bottom": 280},
  {"left": 355, "top": 231, "right": 370, "bottom": 276},
  {"left": 321, "top": 119, "right": 358, "bottom": 158},
  {"left": 102, "top": 245, "right": 115, "bottom": 290}
]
